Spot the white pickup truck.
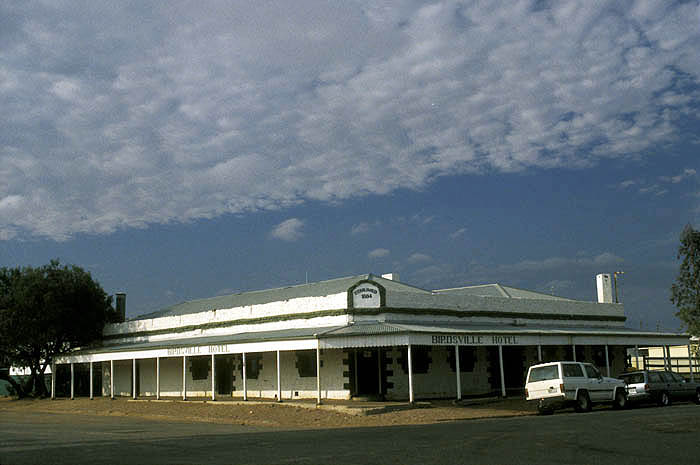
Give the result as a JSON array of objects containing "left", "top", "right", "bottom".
[{"left": 525, "top": 361, "right": 627, "bottom": 414}]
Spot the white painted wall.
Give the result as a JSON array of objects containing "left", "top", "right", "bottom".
[
  {"left": 102, "top": 360, "right": 133, "bottom": 397},
  {"left": 231, "top": 349, "right": 349, "bottom": 400},
  {"left": 94, "top": 344, "right": 636, "bottom": 401},
  {"left": 385, "top": 346, "right": 493, "bottom": 400},
  {"left": 103, "top": 282, "right": 625, "bottom": 348},
  {"left": 103, "top": 293, "right": 348, "bottom": 338}
]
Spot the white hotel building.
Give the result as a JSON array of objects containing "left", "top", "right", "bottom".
[{"left": 53, "top": 273, "right": 692, "bottom": 402}]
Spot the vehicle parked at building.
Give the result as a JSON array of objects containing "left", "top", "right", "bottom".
[
  {"left": 525, "top": 361, "right": 627, "bottom": 414},
  {"left": 618, "top": 370, "right": 700, "bottom": 406}
]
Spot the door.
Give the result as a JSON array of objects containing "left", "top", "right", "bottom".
[
  {"left": 215, "top": 355, "right": 233, "bottom": 396},
  {"left": 666, "top": 371, "right": 690, "bottom": 399},
  {"left": 583, "top": 364, "right": 607, "bottom": 401},
  {"left": 659, "top": 371, "right": 679, "bottom": 399},
  {"left": 355, "top": 349, "right": 381, "bottom": 397},
  {"left": 502, "top": 346, "right": 527, "bottom": 394}
]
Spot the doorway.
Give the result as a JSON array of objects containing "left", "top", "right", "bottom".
[
  {"left": 502, "top": 346, "right": 526, "bottom": 394},
  {"left": 352, "top": 348, "right": 382, "bottom": 398},
  {"left": 215, "top": 355, "right": 233, "bottom": 396}
]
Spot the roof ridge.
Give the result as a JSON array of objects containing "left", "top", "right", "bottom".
[
  {"left": 433, "top": 283, "right": 500, "bottom": 292},
  {"left": 132, "top": 273, "right": 374, "bottom": 320},
  {"left": 495, "top": 284, "right": 511, "bottom": 298},
  {"left": 499, "top": 284, "right": 571, "bottom": 300},
  {"left": 173, "top": 273, "right": 371, "bottom": 306},
  {"left": 372, "top": 275, "right": 432, "bottom": 293}
]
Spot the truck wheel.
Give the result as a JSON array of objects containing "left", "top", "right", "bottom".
[
  {"left": 658, "top": 391, "right": 671, "bottom": 407},
  {"left": 575, "top": 391, "right": 591, "bottom": 413},
  {"left": 537, "top": 401, "right": 554, "bottom": 415},
  {"left": 613, "top": 389, "right": 627, "bottom": 409}
]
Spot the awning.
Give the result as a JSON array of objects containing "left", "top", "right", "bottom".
[{"left": 55, "top": 321, "right": 689, "bottom": 363}]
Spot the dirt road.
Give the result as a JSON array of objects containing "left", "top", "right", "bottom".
[{"left": 1, "top": 396, "right": 535, "bottom": 429}]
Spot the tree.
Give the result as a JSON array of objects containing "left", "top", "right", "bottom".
[
  {"left": 671, "top": 224, "right": 700, "bottom": 337},
  {"left": 0, "top": 260, "right": 118, "bottom": 397}
]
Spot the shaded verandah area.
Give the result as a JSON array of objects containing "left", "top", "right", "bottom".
[{"left": 53, "top": 324, "right": 693, "bottom": 403}]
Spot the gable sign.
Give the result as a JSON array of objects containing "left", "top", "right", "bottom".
[{"left": 348, "top": 280, "right": 385, "bottom": 309}]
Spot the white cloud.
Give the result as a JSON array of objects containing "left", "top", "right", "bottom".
[
  {"left": 351, "top": 222, "right": 371, "bottom": 235},
  {"left": 638, "top": 184, "right": 668, "bottom": 196},
  {"left": 368, "top": 248, "right": 390, "bottom": 259},
  {"left": 270, "top": 218, "right": 305, "bottom": 241},
  {"left": 407, "top": 252, "right": 432, "bottom": 264},
  {"left": 499, "top": 252, "right": 624, "bottom": 273},
  {"left": 542, "top": 280, "right": 575, "bottom": 292},
  {"left": 450, "top": 227, "right": 467, "bottom": 239},
  {"left": 661, "top": 168, "right": 697, "bottom": 184},
  {"left": 618, "top": 167, "right": 697, "bottom": 196},
  {"left": 1, "top": 1, "right": 699, "bottom": 240}
]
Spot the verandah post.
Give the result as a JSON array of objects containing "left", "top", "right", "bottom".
[
  {"left": 316, "top": 340, "right": 322, "bottom": 405},
  {"left": 242, "top": 352, "right": 247, "bottom": 401},
  {"left": 182, "top": 355, "right": 187, "bottom": 400},
  {"left": 211, "top": 354, "right": 216, "bottom": 401},
  {"left": 498, "top": 345, "right": 506, "bottom": 398},
  {"left": 276, "top": 350, "right": 282, "bottom": 402},
  {"left": 455, "top": 345, "right": 461, "bottom": 401},
  {"left": 156, "top": 357, "right": 160, "bottom": 400},
  {"left": 407, "top": 344, "right": 414, "bottom": 404},
  {"left": 132, "top": 359, "right": 137, "bottom": 400}
]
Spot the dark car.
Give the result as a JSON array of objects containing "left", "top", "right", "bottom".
[{"left": 619, "top": 370, "right": 700, "bottom": 406}]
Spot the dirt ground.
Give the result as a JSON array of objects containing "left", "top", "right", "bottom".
[{"left": 0, "top": 396, "right": 536, "bottom": 430}]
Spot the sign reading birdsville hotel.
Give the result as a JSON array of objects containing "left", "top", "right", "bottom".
[
  {"left": 163, "top": 335, "right": 524, "bottom": 357},
  {"left": 167, "top": 345, "right": 231, "bottom": 356},
  {"left": 430, "top": 334, "right": 520, "bottom": 345}
]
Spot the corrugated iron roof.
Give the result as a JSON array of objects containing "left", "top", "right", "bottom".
[
  {"left": 434, "top": 283, "right": 572, "bottom": 301},
  {"left": 71, "top": 322, "right": 687, "bottom": 357},
  {"left": 94, "top": 325, "right": 346, "bottom": 353},
  {"left": 322, "top": 322, "right": 407, "bottom": 336},
  {"left": 133, "top": 274, "right": 431, "bottom": 321},
  {"left": 323, "top": 322, "right": 687, "bottom": 339}
]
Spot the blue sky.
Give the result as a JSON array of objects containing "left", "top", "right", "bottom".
[{"left": 1, "top": 1, "right": 698, "bottom": 330}]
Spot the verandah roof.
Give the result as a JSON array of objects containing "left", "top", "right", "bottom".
[{"left": 56, "top": 322, "right": 689, "bottom": 363}]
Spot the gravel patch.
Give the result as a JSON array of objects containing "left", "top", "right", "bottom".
[{"left": 1, "top": 396, "right": 536, "bottom": 430}]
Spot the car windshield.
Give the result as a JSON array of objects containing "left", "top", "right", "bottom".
[
  {"left": 620, "top": 373, "right": 644, "bottom": 384},
  {"left": 528, "top": 365, "right": 559, "bottom": 382}
]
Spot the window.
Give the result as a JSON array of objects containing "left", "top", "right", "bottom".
[
  {"left": 592, "top": 347, "right": 606, "bottom": 368},
  {"left": 659, "top": 372, "right": 675, "bottom": 383},
  {"left": 190, "top": 357, "right": 210, "bottom": 381},
  {"left": 648, "top": 372, "right": 662, "bottom": 383},
  {"left": 562, "top": 363, "right": 584, "bottom": 378},
  {"left": 575, "top": 346, "right": 587, "bottom": 363},
  {"left": 246, "top": 354, "right": 262, "bottom": 380},
  {"left": 542, "top": 347, "right": 558, "bottom": 362},
  {"left": 620, "top": 373, "right": 644, "bottom": 384},
  {"left": 295, "top": 351, "right": 317, "bottom": 378},
  {"left": 400, "top": 347, "right": 431, "bottom": 374},
  {"left": 583, "top": 364, "right": 601, "bottom": 379},
  {"left": 528, "top": 365, "right": 559, "bottom": 382},
  {"left": 448, "top": 346, "right": 476, "bottom": 372},
  {"left": 670, "top": 372, "right": 686, "bottom": 383}
]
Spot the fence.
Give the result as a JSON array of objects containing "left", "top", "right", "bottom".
[{"left": 635, "top": 356, "right": 700, "bottom": 379}]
